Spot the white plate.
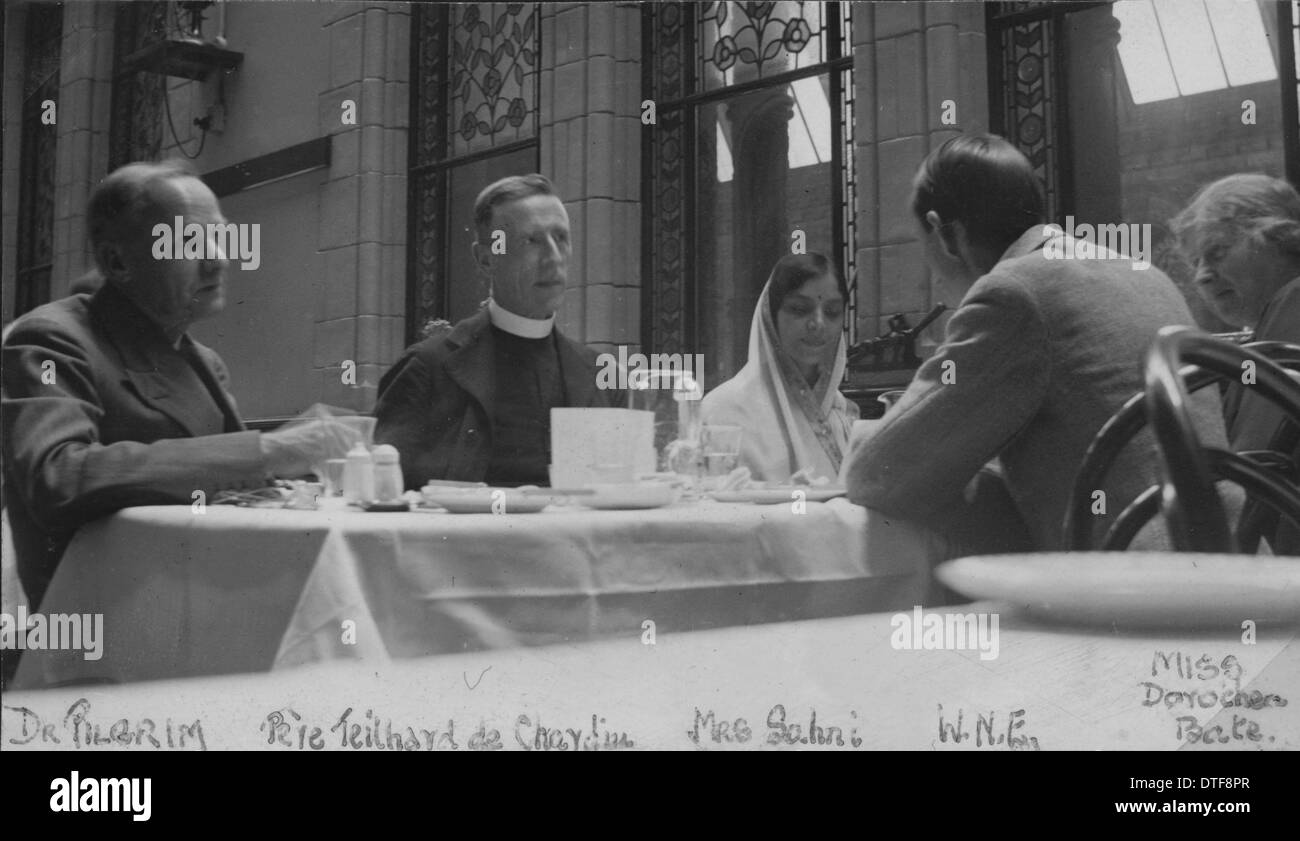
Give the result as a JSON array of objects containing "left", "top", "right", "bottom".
[
  {"left": 421, "top": 490, "right": 550, "bottom": 514},
  {"left": 582, "top": 484, "right": 679, "bottom": 510},
  {"left": 935, "top": 553, "right": 1300, "bottom": 627},
  {"left": 709, "top": 486, "right": 847, "bottom": 505}
]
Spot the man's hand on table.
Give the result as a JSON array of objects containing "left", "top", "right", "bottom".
[{"left": 260, "top": 418, "right": 365, "bottom": 478}]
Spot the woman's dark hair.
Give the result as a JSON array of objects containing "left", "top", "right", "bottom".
[
  {"left": 767, "top": 252, "right": 848, "bottom": 325},
  {"left": 911, "top": 133, "right": 1046, "bottom": 256}
]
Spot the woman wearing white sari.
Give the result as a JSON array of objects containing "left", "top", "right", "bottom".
[{"left": 700, "top": 253, "right": 859, "bottom": 483}]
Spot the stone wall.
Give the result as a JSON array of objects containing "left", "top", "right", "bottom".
[{"left": 852, "top": 0, "right": 988, "bottom": 352}]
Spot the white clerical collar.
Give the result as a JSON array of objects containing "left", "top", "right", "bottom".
[{"left": 488, "top": 298, "right": 554, "bottom": 339}]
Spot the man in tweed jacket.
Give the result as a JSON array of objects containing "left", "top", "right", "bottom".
[{"left": 845, "top": 134, "right": 1229, "bottom": 553}]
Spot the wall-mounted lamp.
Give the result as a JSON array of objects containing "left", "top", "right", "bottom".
[{"left": 123, "top": 1, "right": 243, "bottom": 81}]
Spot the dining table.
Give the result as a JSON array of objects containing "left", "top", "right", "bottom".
[{"left": 10, "top": 493, "right": 940, "bottom": 689}]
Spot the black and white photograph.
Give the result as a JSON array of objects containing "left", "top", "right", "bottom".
[{"left": 1, "top": 0, "right": 1298, "bottom": 788}]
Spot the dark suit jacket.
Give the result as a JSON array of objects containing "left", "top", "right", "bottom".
[
  {"left": 1225, "top": 275, "right": 1300, "bottom": 555},
  {"left": 846, "top": 227, "right": 1230, "bottom": 551},
  {"left": 2, "top": 284, "right": 268, "bottom": 608},
  {"left": 374, "top": 308, "right": 620, "bottom": 487}
]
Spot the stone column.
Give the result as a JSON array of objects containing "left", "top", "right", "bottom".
[
  {"left": 50, "top": 1, "right": 116, "bottom": 289},
  {"left": 726, "top": 87, "right": 794, "bottom": 333},
  {"left": 2, "top": 5, "right": 31, "bottom": 323},
  {"left": 315, "top": 2, "right": 409, "bottom": 410},
  {"left": 854, "top": 1, "right": 987, "bottom": 351},
  {"left": 1066, "top": 5, "right": 1122, "bottom": 224},
  {"left": 718, "top": 2, "right": 797, "bottom": 373},
  {"left": 539, "top": 2, "right": 642, "bottom": 353}
]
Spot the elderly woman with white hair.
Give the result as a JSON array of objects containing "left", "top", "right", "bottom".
[{"left": 1171, "top": 173, "right": 1300, "bottom": 553}]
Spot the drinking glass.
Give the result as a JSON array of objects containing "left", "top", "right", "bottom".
[
  {"left": 322, "top": 458, "right": 348, "bottom": 496},
  {"left": 701, "top": 424, "right": 742, "bottom": 478}
]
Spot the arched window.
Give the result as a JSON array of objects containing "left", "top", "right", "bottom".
[{"left": 644, "top": 1, "right": 856, "bottom": 388}]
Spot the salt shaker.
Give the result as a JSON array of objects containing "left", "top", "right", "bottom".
[
  {"left": 371, "top": 444, "right": 405, "bottom": 503},
  {"left": 343, "top": 442, "right": 375, "bottom": 505}
]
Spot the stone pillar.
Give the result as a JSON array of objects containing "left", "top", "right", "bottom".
[
  {"left": 1066, "top": 5, "right": 1122, "bottom": 224},
  {"left": 2, "top": 5, "right": 30, "bottom": 324},
  {"left": 727, "top": 87, "right": 794, "bottom": 336},
  {"left": 50, "top": 1, "right": 116, "bottom": 290},
  {"left": 722, "top": 2, "right": 796, "bottom": 369},
  {"left": 539, "top": 2, "right": 642, "bottom": 353},
  {"left": 315, "top": 2, "right": 409, "bottom": 410},
  {"left": 853, "top": 1, "right": 987, "bottom": 352}
]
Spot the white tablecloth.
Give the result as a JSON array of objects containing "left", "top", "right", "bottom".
[
  {"left": 6, "top": 604, "right": 1296, "bottom": 750},
  {"left": 13, "top": 497, "right": 940, "bottom": 687}
]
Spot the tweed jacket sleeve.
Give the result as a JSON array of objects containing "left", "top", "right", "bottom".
[
  {"left": 845, "top": 274, "right": 1050, "bottom": 520},
  {"left": 2, "top": 313, "right": 267, "bottom": 536}
]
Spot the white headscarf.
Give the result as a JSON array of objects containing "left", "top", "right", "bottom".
[{"left": 700, "top": 269, "right": 858, "bottom": 482}]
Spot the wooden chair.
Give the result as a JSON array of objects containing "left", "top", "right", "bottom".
[{"left": 1064, "top": 327, "right": 1300, "bottom": 553}]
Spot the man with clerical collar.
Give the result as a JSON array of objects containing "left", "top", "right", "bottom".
[
  {"left": 2, "top": 160, "right": 359, "bottom": 613},
  {"left": 374, "top": 174, "right": 619, "bottom": 487}
]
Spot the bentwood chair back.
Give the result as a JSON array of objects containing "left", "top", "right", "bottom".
[{"left": 1064, "top": 327, "right": 1300, "bottom": 553}]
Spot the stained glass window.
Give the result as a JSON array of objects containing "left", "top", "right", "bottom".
[
  {"left": 448, "top": 2, "right": 539, "bottom": 156},
  {"left": 408, "top": 3, "right": 540, "bottom": 341},
  {"left": 697, "top": 1, "right": 832, "bottom": 91}
]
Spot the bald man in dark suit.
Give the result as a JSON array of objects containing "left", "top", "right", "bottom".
[{"left": 3, "top": 161, "right": 355, "bottom": 611}]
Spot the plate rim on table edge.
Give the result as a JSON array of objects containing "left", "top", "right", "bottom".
[
  {"left": 707, "top": 486, "right": 848, "bottom": 504},
  {"left": 935, "top": 552, "right": 1300, "bottom": 627}
]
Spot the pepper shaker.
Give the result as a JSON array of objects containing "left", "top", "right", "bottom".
[{"left": 371, "top": 444, "right": 405, "bottom": 503}]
